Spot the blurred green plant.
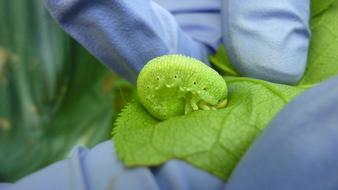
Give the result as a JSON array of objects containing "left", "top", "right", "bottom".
[{"left": 0, "top": 0, "right": 135, "bottom": 182}]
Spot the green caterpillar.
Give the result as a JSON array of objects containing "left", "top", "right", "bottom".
[{"left": 137, "top": 54, "right": 228, "bottom": 120}]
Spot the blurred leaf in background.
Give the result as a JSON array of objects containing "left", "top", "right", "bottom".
[{"left": 0, "top": 0, "right": 135, "bottom": 182}]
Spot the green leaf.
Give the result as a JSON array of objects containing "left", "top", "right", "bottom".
[
  {"left": 311, "top": 0, "right": 336, "bottom": 18},
  {"left": 209, "top": 46, "right": 239, "bottom": 77},
  {"left": 114, "top": 78, "right": 302, "bottom": 180},
  {"left": 299, "top": 0, "right": 338, "bottom": 85}
]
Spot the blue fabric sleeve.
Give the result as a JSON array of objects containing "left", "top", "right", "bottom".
[
  {"left": 44, "top": 0, "right": 210, "bottom": 83},
  {"left": 222, "top": 0, "right": 311, "bottom": 84},
  {"left": 226, "top": 75, "right": 338, "bottom": 190}
]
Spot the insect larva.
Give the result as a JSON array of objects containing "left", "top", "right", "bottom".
[{"left": 137, "top": 54, "right": 228, "bottom": 120}]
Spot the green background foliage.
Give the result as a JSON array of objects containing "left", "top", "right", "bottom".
[{"left": 0, "top": 0, "right": 134, "bottom": 181}]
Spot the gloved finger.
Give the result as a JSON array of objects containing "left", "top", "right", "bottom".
[
  {"left": 0, "top": 184, "right": 11, "bottom": 190},
  {"left": 221, "top": 0, "right": 311, "bottom": 84},
  {"left": 2, "top": 141, "right": 225, "bottom": 190},
  {"left": 152, "top": 160, "right": 225, "bottom": 190},
  {"left": 2, "top": 141, "right": 158, "bottom": 190},
  {"left": 44, "top": 0, "right": 209, "bottom": 83},
  {"left": 225, "top": 75, "right": 338, "bottom": 190},
  {"left": 154, "top": 0, "right": 222, "bottom": 51},
  {"left": 85, "top": 141, "right": 225, "bottom": 190}
]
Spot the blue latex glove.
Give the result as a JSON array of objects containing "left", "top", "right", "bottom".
[
  {"left": 44, "top": 0, "right": 211, "bottom": 83},
  {"left": 156, "top": 0, "right": 310, "bottom": 84},
  {"left": 2, "top": 75, "right": 338, "bottom": 190},
  {"left": 1, "top": 0, "right": 317, "bottom": 189},
  {"left": 221, "top": 0, "right": 310, "bottom": 84},
  {"left": 44, "top": 0, "right": 310, "bottom": 84}
]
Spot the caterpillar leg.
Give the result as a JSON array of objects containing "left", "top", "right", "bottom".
[
  {"left": 198, "top": 101, "right": 211, "bottom": 110},
  {"left": 190, "top": 96, "right": 199, "bottom": 111},
  {"left": 216, "top": 98, "right": 228, "bottom": 108},
  {"left": 185, "top": 99, "right": 193, "bottom": 114},
  {"left": 184, "top": 93, "right": 192, "bottom": 114},
  {"left": 210, "top": 107, "right": 217, "bottom": 110}
]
